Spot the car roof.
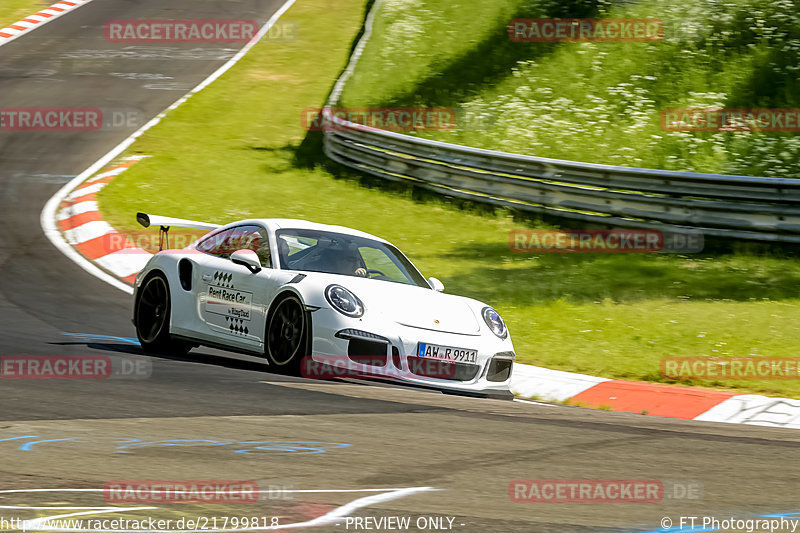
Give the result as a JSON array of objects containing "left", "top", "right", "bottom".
[{"left": 225, "top": 218, "right": 391, "bottom": 245}]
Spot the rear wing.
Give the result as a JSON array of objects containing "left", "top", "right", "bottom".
[
  {"left": 136, "top": 212, "right": 220, "bottom": 251},
  {"left": 136, "top": 212, "right": 219, "bottom": 231}
]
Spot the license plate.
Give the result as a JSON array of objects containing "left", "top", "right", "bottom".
[{"left": 417, "top": 342, "right": 477, "bottom": 364}]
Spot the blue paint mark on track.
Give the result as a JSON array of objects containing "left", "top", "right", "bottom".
[
  {"left": 0, "top": 436, "right": 39, "bottom": 443},
  {"left": 234, "top": 441, "right": 351, "bottom": 455},
  {"left": 62, "top": 332, "right": 140, "bottom": 345},
  {"left": 1, "top": 436, "right": 351, "bottom": 455},
  {"left": 18, "top": 438, "right": 81, "bottom": 451}
]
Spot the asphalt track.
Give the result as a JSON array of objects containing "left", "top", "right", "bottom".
[{"left": 0, "top": 2, "right": 799, "bottom": 532}]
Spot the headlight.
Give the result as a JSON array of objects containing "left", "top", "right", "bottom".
[
  {"left": 482, "top": 307, "right": 507, "bottom": 339},
  {"left": 325, "top": 285, "right": 364, "bottom": 318}
]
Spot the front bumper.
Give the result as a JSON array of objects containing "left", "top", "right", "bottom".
[{"left": 309, "top": 309, "right": 514, "bottom": 394}]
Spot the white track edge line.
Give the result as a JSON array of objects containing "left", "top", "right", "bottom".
[
  {"left": 513, "top": 398, "right": 557, "bottom": 406},
  {"left": 2, "top": 487, "right": 435, "bottom": 533},
  {"left": 40, "top": 0, "right": 298, "bottom": 296}
]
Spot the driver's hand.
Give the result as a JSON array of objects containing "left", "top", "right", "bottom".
[{"left": 355, "top": 268, "right": 367, "bottom": 277}]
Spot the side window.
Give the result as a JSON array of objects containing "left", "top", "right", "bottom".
[
  {"left": 196, "top": 225, "right": 272, "bottom": 267},
  {"left": 196, "top": 229, "right": 234, "bottom": 257},
  {"left": 277, "top": 234, "right": 317, "bottom": 269}
]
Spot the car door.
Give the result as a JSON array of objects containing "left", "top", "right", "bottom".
[{"left": 194, "top": 225, "right": 274, "bottom": 350}]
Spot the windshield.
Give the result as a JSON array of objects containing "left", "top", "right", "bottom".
[{"left": 275, "top": 229, "right": 429, "bottom": 288}]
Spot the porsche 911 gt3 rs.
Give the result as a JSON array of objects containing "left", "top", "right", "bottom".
[{"left": 132, "top": 213, "right": 515, "bottom": 395}]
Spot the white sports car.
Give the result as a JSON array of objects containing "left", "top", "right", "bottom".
[{"left": 132, "top": 213, "right": 515, "bottom": 396}]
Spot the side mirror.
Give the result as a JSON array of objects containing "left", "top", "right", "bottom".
[
  {"left": 231, "top": 249, "right": 262, "bottom": 274},
  {"left": 428, "top": 277, "right": 444, "bottom": 292}
]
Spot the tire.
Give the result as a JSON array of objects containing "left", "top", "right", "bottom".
[
  {"left": 134, "top": 272, "right": 190, "bottom": 355},
  {"left": 265, "top": 293, "right": 308, "bottom": 374}
]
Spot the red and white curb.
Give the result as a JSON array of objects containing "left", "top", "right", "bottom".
[
  {"left": 0, "top": 0, "right": 94, "bottom": 46},
  {"left": 509, "top": 365, "right": 800, "bottom": 428},
  {"left": 55, "top": 157, "right": 154, "bottom": 285}
]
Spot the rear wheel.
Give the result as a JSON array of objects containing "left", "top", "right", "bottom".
[
  {"left": 135, "top": 272, "right": 190, "bottom": 355},
  {"left": 265, "top": 294, "right": 307, "bottom": 374}
]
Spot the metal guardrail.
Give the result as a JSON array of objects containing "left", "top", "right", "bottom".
[{"left": 322, "top": 111, "right": 800, "bottom": 243}]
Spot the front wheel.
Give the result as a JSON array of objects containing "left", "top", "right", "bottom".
[
  {"left": 134, "top": 272, "right": 190, "bottom": 355},
  {"left": 265, "top": 294, "right": 307, "bottom": 374}
]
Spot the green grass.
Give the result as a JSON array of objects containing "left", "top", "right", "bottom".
[
  {"left": 98, "top": 0, "right": 800, "bottom": 399},
  {"left": 0, "top": 0, "right": 46, "bottom": 28},
  {"left": 339, "top": 0, "right": 800, "bottom": 177}
]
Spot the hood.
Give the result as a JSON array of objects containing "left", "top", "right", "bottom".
[{"left": 306, "top": 273, "right": 483, "bottom": 335}]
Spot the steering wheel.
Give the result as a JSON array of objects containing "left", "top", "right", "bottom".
[{"left": 366, "top": 269, "right": 386, "bottom": 278}]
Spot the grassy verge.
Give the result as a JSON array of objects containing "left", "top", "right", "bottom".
[
  {"left": 98, "top": 0, "right": 800, "bottom": 399},
  {"left": 339, "top": 0, "right": 800, "bottom": 177},
  {"left": 0, "top": 0, "right": 46, "bottom": 28}
]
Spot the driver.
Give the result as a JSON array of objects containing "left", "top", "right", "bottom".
[{"left": 337, "top": 246, "right": 367, "bottom": 277}]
